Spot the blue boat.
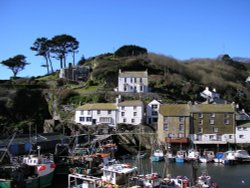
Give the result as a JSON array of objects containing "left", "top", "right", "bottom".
[{"left": 175, "top": 150, "right": 186, "bottom": 163}]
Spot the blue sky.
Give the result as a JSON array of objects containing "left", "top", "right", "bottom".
[{"left": 0, "top": 0, "right": 250, "bottom": 79}]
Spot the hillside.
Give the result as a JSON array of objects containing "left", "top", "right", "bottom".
[{"left": 0, "top": 50, "right": 250, "bottom": 136}]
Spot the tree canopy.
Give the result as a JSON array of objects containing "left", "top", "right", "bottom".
[
  {"left": 31, "top": 37, "right": 54, "bottom": 74},
  {"left": 0, "top": 55, "right": 29, "bottom": 78},
  {"left": 50, "top": 34, "right": 79, "bottom": 68},
  {"left": 115, "top": 45, "right": 147, "bottom": 57}
]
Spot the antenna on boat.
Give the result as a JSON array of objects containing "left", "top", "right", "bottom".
[{"left": 0, "top": 131, "right": 17, "bottom": 163}]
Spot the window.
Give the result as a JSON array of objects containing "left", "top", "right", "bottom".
[
  {"left": 79, "top": 117, "right": 85, "bottom": 122},
  {"left": 164, "top": 117, "right": 168, "bottom": 123},
  {"left": 86, "top": 117, "right": 92, "bottom": 122},
  {"left": 108, "top": 110, "right": 111, "bottom": 114},
  {"left": 210, "top": 113, "right": 215, "bottom": 118},
  {"left": 198, "top": 113, "right": 203, "bottom": 118},
  {"left": 229, "top": 135, "right": 233, "bottom": 139},
  {"left": 140, "top": 78, "right": 142, "bottom": 83},
  {"left": 133, "top": 112, "right": 137, "bottom": 116},
  {"left": 124, "top": 86, "right": 127, "bottom": 91},
  {"left": 243, "top": 127, "right": 247, "bottom": 131},
  {"left": 178, "top": 133, "right": 184, "bottom": 138},
  {"left": 131, "top": 119, "right": 135, "bottom": 123},
  {"left": 199, "top": 119, "right": 203, "bottom": 125},
  {"left": 168, "top": 133, "right": 173, "bottom": 138},
  {"left": 152, "top": 105, "right": 158, "bottom": 109},
  {"left": 179, "top": 124, "right": 184, "bottom": 131},
  {"left": 224, "top": 119, "right": 230, "bottom": 125},
  {"left": 213, "top": 127, "right": 218, "bottom": 133},
  {"left": 140, "top": 86, "right": 143, "bottom": 91},
  {"left": 198, "top": 127, "right": 203, "bottom": 133},
  {"left": 80, "top": 111, "right": 84, "bottom": 115},
  {"left": 124, "top": 78, "right": 127, "bottom": 83},
  {"left": 209, "top": 135, "right": 215, "bottom": 140},
  {"left": 87, "top": 110, "right": 91, "bottom": 115},
  {"left": 153, "top": 118, "right": 158, "bottom": 123},
  {"left": 130, "top": 78, "right": 133, "bottom": 82},
  {"left": 121, "top": 106, "right": 125, "bottom": 110},
  {"left": 121, "top": 112, "right": 125, "bottom": 116},
  {"left": 152, "top": 111, "right": 158, "bottom": 116},
  {"left": 97, "top": 110, "right": 101, "bottom": 114},
  {"left": 224, "top": 113, "right": 229, "bottom": 118},
  {"left": 209, "top": 119, "right": 215, "bottom": 125},
  {"left": 179, "top": 117, "right": 184, "bottom": 122},
  {"left": 100, "top": 117, "right": 111, "bottom": 123},
  {"left": 133, "top": 106, "right": 137, "bottom": 110},
  {"left": 123, "top": 118, "right": 126, "bottom": 123},
  {"left": 239, "top": 135, "right": 244, "bottom": 139},
  {"left": 163, "top": 123, "right": 168, "bottom": 130}
]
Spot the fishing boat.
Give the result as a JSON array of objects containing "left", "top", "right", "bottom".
[
  {"left": 199, "top": 151, "right": 215, "bottom": 163},
  {"left": 186, "top": 149, "right": 199, "bottom": 162},
  {"left": 175, "top": 150, "right": 186, "bottom": 163},
  {"left": 160, "top": 175, "right": 191, "bottom": 188},
  {"left": 196, "top": 173, "right": 218, "bottom": 188},
  {"left": 222, "top": 150, "right": 237, "bottom": 165},
  {"left": 101, "top": 162, "right": 138, "bottom": 185},
  {"left": 165, "top": 151, "right": 175, "bottom": 163},
  {"left": 0, "top": 146, "right": 56, "bottom": 188},
  {"left": 234, "top": 150, "right": 250, "bottom": 162},
  {"left": 213, "top": 152, "right": 224, "bottom": 163},
  {"left": 151, "top": 149, "right": 164, "bottom": 162},
  {"left": 22, "top": 146, "right": 56, "bottom": 187}
]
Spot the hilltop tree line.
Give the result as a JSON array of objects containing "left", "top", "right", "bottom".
[{"left": 0, "top": 34, "right": 79, "bottom": 78}]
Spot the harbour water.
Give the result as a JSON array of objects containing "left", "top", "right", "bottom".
[{"left": 53, "top": 159, "right": 250, "bottom": 187}]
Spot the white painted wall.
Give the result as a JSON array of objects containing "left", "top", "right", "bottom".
[
  {"left": 236, "top": 126, "right": 250, "bottom": 144},
  {"left": 75, "top": 109, "right": 118, "bottom": 127},
  {"left": 118, "top": 105, "right": 144, "bottom": 125},
  {"left": 118, "top": 77, "right": 148, "bottom": 93},
  {"left": 146, "top": 99, "right": 161, "bottom": 125}
]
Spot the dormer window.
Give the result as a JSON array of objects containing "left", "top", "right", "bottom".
[{"left": 198, "top": 113, "right": 203, "bottom": 118}]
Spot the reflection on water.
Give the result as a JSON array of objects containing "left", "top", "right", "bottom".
[{"left": 124, "top": 158, "right": 250, "bottom": 188}]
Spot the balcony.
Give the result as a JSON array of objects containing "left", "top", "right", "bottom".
[{"left": 165, "top": 137, "right": 189, "bottom": 144}]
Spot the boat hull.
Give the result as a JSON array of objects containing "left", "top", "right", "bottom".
[
  {"left": 26, "top": 171, "right": 54, "bottom": 188},
  {"left": 151, "top": 156, "right": 164, "bottom": 162},
  {"left": 175, "top": 157, "right": 184, "bottom": 163}
]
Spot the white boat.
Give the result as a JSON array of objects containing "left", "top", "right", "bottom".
[
  {"left": 151, "top": 149, "right": 164, "bottom": 162},
  {"left": 160, "top": 175, "right": 192, "bottom": 188},
  {"left": 234, "top": 150, "right": 250, "bottom": 160},
  {"left": 199, "top": 151, "right": 215, "bottom": 163},
  {"left": 101, "top": 162, "right": 138, "bottom": 186},
  {"left": 213, "top": 152, "right": 224, "bottom": 163},
  {"left": 222, "top": 150, "right": 237, "bottom": 165},
  {"left": 186, "top": 149, "right": 199, "bottom": 161},
  {"left": 197, "top": 173, "right": 218, "bottom": 188},
  {"left": 165, "top": 151, "right": 175, "bottom": 162},
  {"left": 22, "top": 146, "right": 56, "bottom": 187}
]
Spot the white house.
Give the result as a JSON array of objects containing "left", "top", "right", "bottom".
[
  {"left": 146, "top": 99, "right": 162, "bottom": 126},
  {"left": 236, "top": 123, "right": 250, "bottom": 144},
  {"left": 117, "top": 100, "right": 144, "bottom": 125},
  {"left": 117, "top": 69, "right": 148, "bottom": 93},
  {"left": 235, "top": 109, "right": 250, "bottom": 144},
  {"left": 75, "top": 103, "right": 118, "bottom": 127}
]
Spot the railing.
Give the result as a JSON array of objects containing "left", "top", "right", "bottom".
[{"left": 165, "top": 137, "right": 189, "bottom": 144}]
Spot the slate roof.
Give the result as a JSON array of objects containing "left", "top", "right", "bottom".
[
  {"left": 76, "top": 103, "right": 117, "bottom": 110},
  {"left": 159, "top": 104, "right": 190, "bottom": 116},
  {"left": 191, "top": 104, "right": 235, "bottom": 113},
  {"left": 119, "top": 70, "right": 148, "bottom": 78},
  {"left": 118, "top": 100, "right": 144, "bottom": 106}
]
